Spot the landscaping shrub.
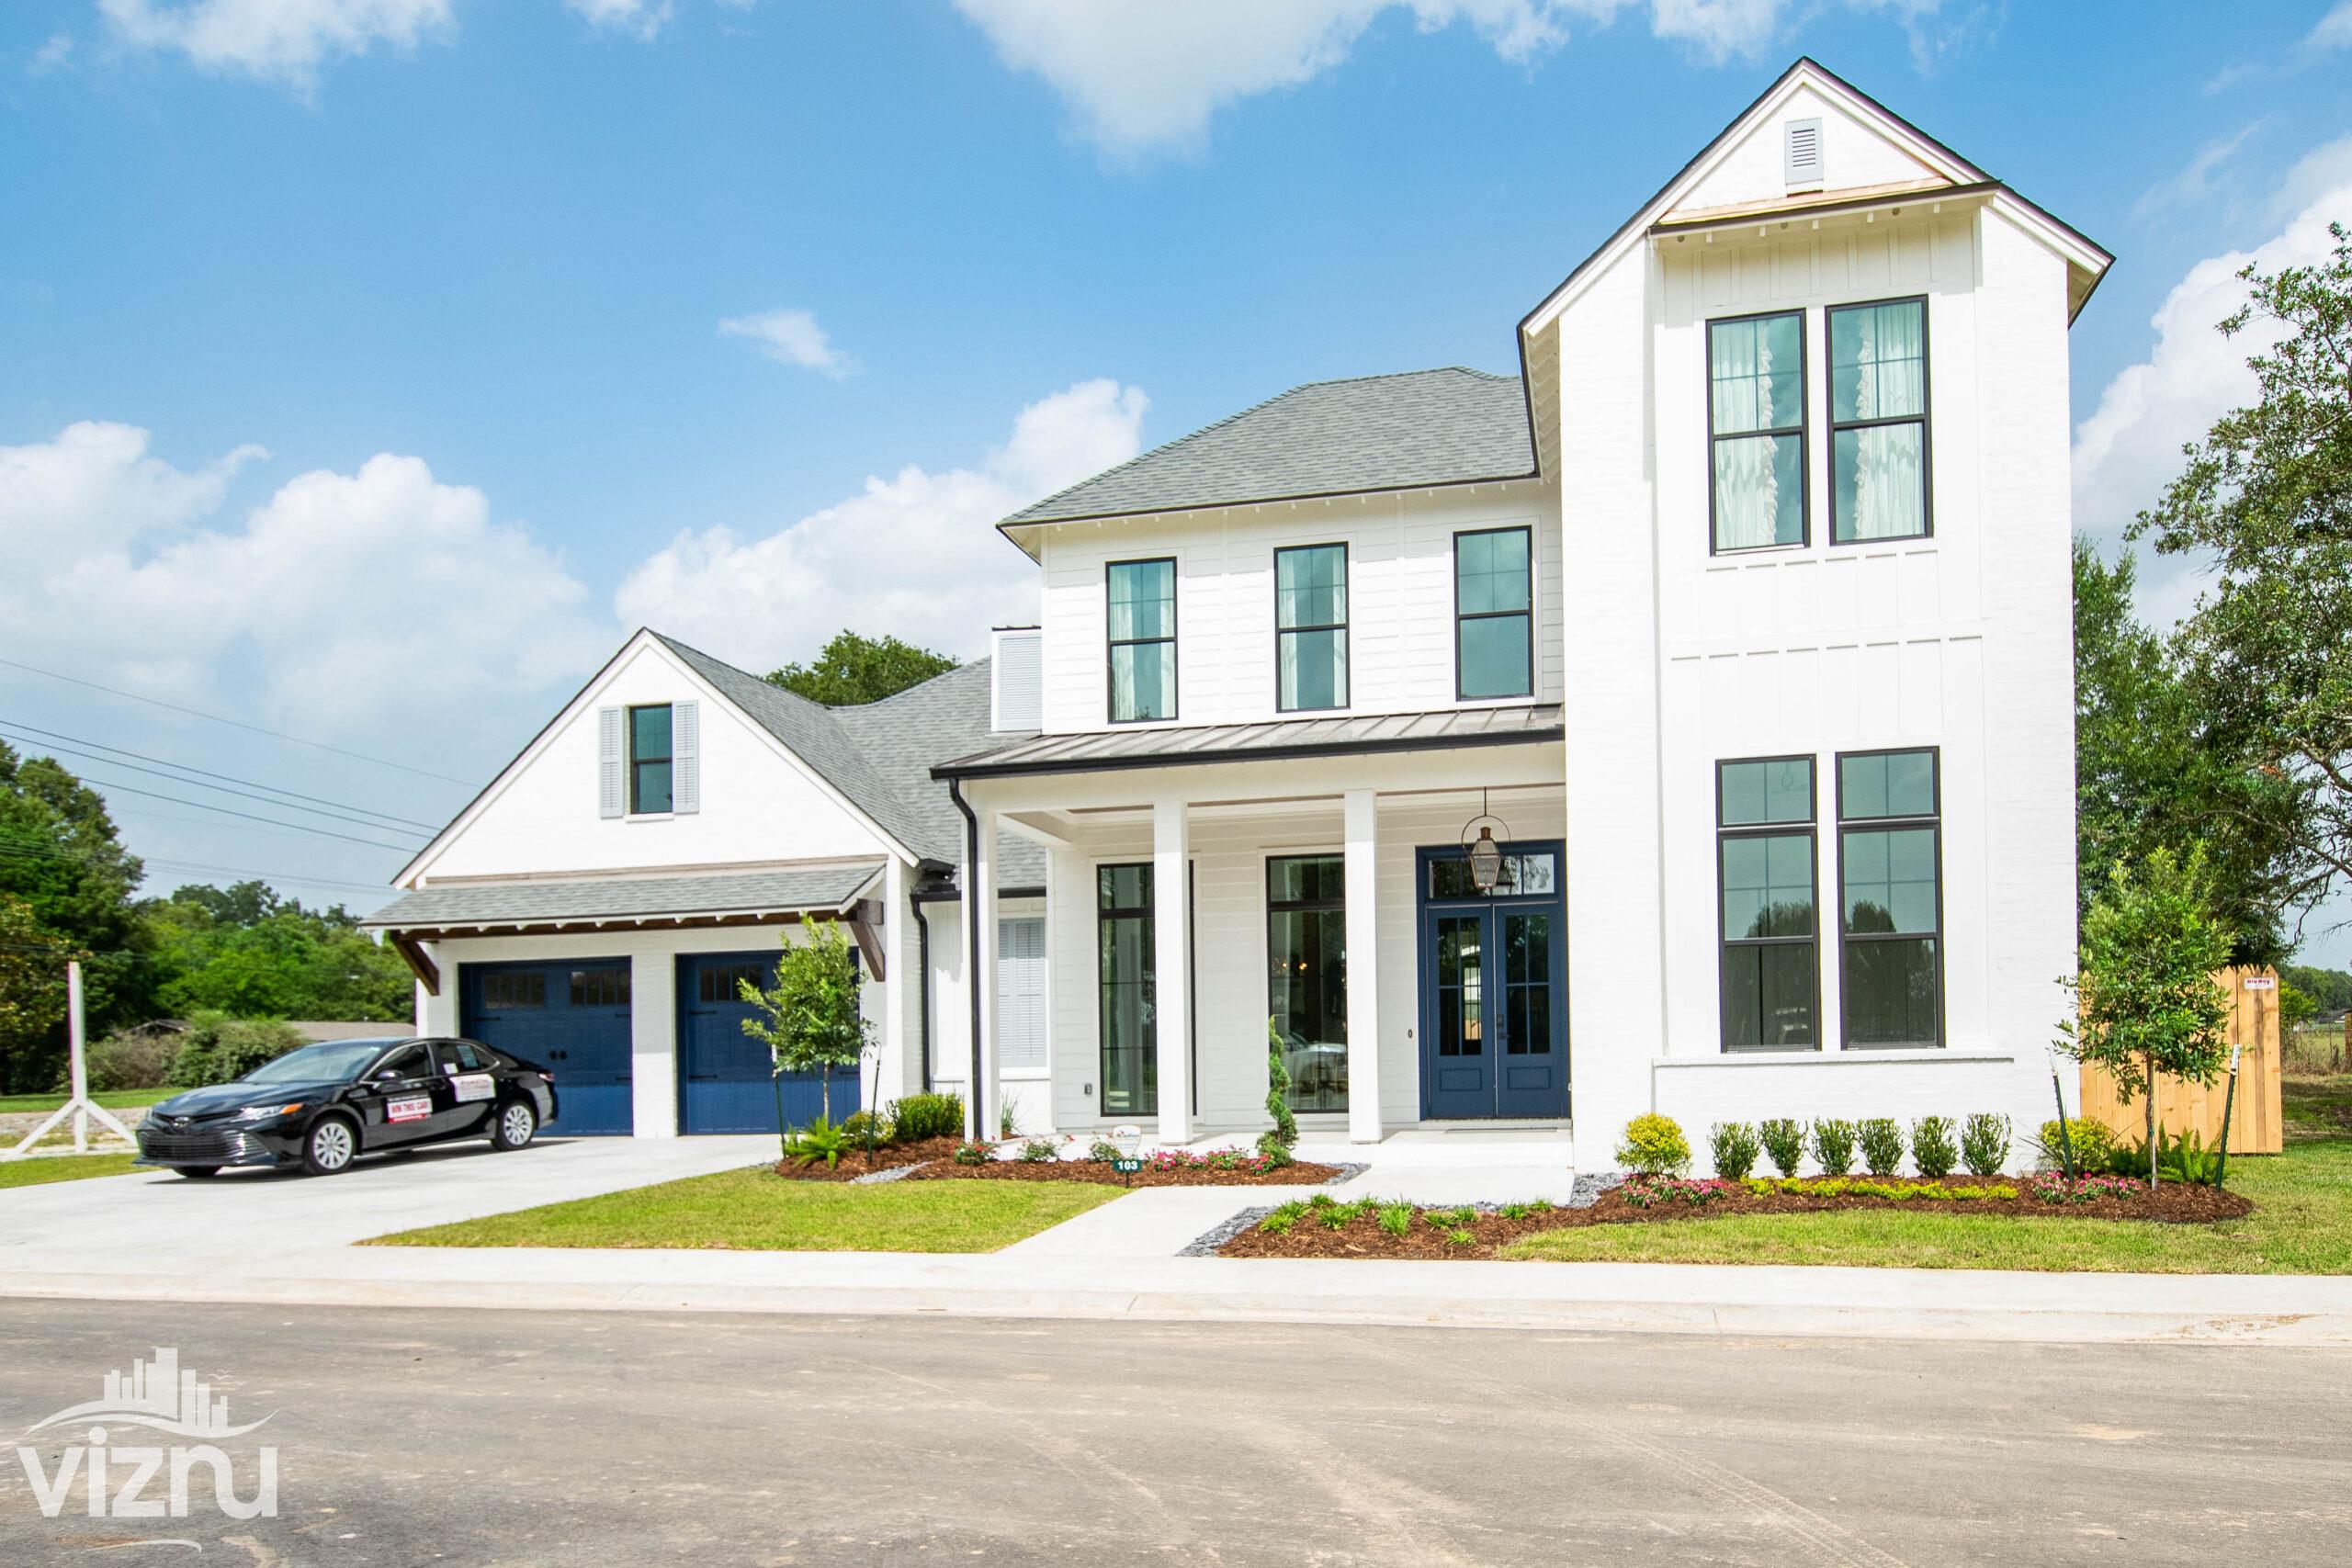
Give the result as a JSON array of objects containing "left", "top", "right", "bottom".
[
  {"left": 1016, "top": 1137, "right": 1059, "bottom": 1163},
  {"left": 1809, "top": 1119, "right": 1858, "bottom": 1176},
  {"left": 1259, "top": 1200, "right": 1309, "bottom": 1235},
  {"left": 1086, "top": 1139, "right": 1121, "bottom": 1163},
  {"left": 782, "top": 1115, "right": 849, "bottom": 1169},
  {"left": 1614, "top": 1113, "right": 1692, "bottom": 1176},
  {"left": 1758, "top": 1117, "right": 1805, "bottom": 1177},
  {"left": 1253, "top": 1130, "right": 1295, "bottom": 1166},
  {"left": 840, "top": 1109, "right": 893, "bottom": 1147},
  {"left": 1910, "top": 1116, "right": 1959, "bottom": 1179},
  {"left": 1960, "top": 1112, "right": 2010, "bottom": 1177},
  {"left": 166, "top": 1014, "right": 306, "bottom": 1088},
  {"left": 2033, "top": 1116, "right": 2112, "bottom": 1177},
  {"left": 81, "top": 1026, "right": 181, "bottom": 1092},
  {"left": 1857, "top": 1118, "right": 1905, "bottom": 1177},
  {"left": 1709, "top": 1121, "right": 1761, "bottom": 1180},
  {"left": 2154, "top": 1127, "right": 2222, "bottom": 1186},
  {"left": 1377, "top": 1201, "right": 1412, "bottom": 1237},
  {"left": 1263, "top": 1015, "right": 1299, "bottom": 1149},
  {"left": 950, "top": 1140, "right": 993, "bottom": 1166},
  {"left": 2028, "top": 1172, "right": 2146, "bottom": 1204},
  {"left": 999, "top": 1093, "right": 1020, "bottom": 1139},
  {"left": 888, "top": 1094, "right": 964, "bottom": 1143}
]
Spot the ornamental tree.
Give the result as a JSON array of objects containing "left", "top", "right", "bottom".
[{"left": 739, "top": 919, "right": 870, "bottom": 1143}]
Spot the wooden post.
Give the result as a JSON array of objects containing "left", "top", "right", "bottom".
[{"left": 67, "top": 961, "right": 85, "bottom": 1154}]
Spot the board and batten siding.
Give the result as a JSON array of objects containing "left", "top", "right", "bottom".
[{"left": 1031, "top": 490, "right": 1562, "bottom": 735}]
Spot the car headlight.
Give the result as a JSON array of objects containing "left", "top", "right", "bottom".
[{"left": 235, "top": 1101, "right": 307, "bottom": 1121}]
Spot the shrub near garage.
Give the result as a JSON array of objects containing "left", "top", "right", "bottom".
[{"left": 1615, "top": 1114, "right": 1692, "bottom": 1176}]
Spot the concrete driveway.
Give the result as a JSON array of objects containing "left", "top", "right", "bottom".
[{"left": 0, "top": 1134, "right": 774, "bottom": 1266}]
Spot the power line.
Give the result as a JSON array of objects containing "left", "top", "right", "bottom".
[
  {"left": 0, "top": 655, "right": 477, "bottom": 787},
  {"left": 51, "top": 774, "right": 422, "bottom": 853},
  {"left": 0, "top": 728, "right": 433, "bottom": 840},
  {"left": 0, "top": 720, "right": 442, "bottom": 831},
  {"left": 0, "top": 837, "right": 388, "bottom": 897}
]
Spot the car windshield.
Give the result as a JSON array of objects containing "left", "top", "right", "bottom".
[{"left": 241, "top": 1040, "right": 405, "bottom": 1085}]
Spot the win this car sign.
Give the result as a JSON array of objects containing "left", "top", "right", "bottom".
[{"left": 386, "top": 1096, "right": 432, "bottom": 1124}]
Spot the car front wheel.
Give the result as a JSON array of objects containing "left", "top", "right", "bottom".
[
  {"left": 302, "top": 1116, "right": 357, "bottom": 1176},
  {"left": 490, "top": 1099, "right": 537, "bottom": 1152}
]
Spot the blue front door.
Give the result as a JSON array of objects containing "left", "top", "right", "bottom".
[
  {"left": 1418, "top": 843, "right": 1569, "bottom": 1120},
  {"left": 461, "top": 960, "right": 634, "bottom": 1135},
  {"left": 677, "top": 952, "right": 862, "bottom": 1134}
]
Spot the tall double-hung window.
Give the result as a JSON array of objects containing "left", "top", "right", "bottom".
[
  {"left": 1717, "top": 757, "right": 1817, "bottom": 1049},
  {"left": 1454, "top": 526, "right": 1532, "bottom": 700},
  {"left": 1097, "top": 863, "right": 1157, "bottom": 1114},
  {"left": 1107, "top": 558, "right": 1177, "bottom": 723},
  {"left": 1708, "top": 310, "right": 1806, "bottom": 551},
  {"left": 1267, "top": 855, "right": 1347, "bottom": 1112},
  {"left": 1838, "top": 749, "right": 1942, "bottom": 1047},
  {"left": 628, "top": 705, "right": 673, "bottom": 815},
  {"left": 1829, "top": 298, "right": 1930, "bottom": 543},
  {"left": 1275, "top": 545, "right": 1348, "bottom": 712}
]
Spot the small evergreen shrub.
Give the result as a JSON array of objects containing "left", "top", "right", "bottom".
[
  {"left": 166, "top": 1014, "right": 307, "bottom": 1088},
  {"left": 1960, "top": 1112, "right": 2010, "bottom": 1177},
  {"left": 1857, "top": 1118, "right": 1905, "bottom": 1177},
  {"left": 2033, "top": 1117, "right": 2113, "bottom": 1176},
  {"left": 1709, "top": 1121, "right": 1762, "bottom": 1180},
  {"left": 840, "top": 1110, "right": 893, "bottom": 1146},
  {"left": 1809, "top": 1119, "right": 1858, "bottom": 1177},
  {"left": 1614, "top": 1113, "right": 1692, "bottom": 1176},
  {"left": 1910, "top": 1116, "right": 1959, "bottom": 1179},
  {"left": 888, "top": 1094, "right": 964, "bottom": 1143},
  {"left": 1263, "top": 1016, "right": 1300, "bottom": 1149},
  {"left": 1253, "top": 1130, "right": 1295, "bottom": 1166},
  {"left": 82, "top": 1027, "right": 181, "bottom": 1092},
  {"left": 1758, "top": 1117, "right": 1805, "bottom": 1177}
]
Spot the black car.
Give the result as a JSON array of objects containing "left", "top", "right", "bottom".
[{"left": 136, "top": 1036, "right": 560, "bottom": 1178}]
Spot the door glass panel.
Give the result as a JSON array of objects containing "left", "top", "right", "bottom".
[
  {"left": 1435, "top": 916, "right": 1482, "bottom": 1057},
  {"left": 1503, "top": 912, "right": 1551, "bottom": 1055}
]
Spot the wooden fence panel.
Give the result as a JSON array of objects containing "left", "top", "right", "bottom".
[{"left": 2075, "top": 966, "right": 2283, "bottom": 1155}]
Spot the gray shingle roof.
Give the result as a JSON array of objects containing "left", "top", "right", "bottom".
[
  {"left": 364, "top": 863, "right": 885, "bottom": 932},
  {"left": 1002, "top": 367, "right": 1535, "bottom": 527},
  {"left": 935, "top": 704, "right": 1564, "bottom": 780}
]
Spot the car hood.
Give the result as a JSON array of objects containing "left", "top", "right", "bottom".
[{"left": 153, "top": 1080, "right": 344, "bottom": 1118}]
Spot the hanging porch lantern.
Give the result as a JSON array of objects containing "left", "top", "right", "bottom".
[{"left": 1459, "top": 788, "right": 1512, "bottom": 894}]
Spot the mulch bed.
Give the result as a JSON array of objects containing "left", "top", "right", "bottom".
[
  {"left": 908, "top": 1158, "right": 1345, "bottom": 1187},
  {"left": 1220, "top": 1177, "right": 2256, "bottom": 1261},
  {"left": 770, "top": 1137, "right": 964, "bottom": 1182}
]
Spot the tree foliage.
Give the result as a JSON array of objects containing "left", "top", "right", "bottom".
[
  {"left": 2281, "top": 962, "right": 2352, "bottom": 1014},
  {"left": 764, "top": 630, "right": 958, "bottom": 706},
  {"left": 0, "top": 893, "right": 69, "bottom": 1072},
  {"left": 2132, "top": 222, "right": 2352, "bottom": 953},
  {"left": 738, "top": 919, "right": 871, "bottom": 1125},
  {"left": 145, "top": 881, "right": 412, "bottom": 1022}
]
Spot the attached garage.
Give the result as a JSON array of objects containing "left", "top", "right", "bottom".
[
  {"left": 462, "top": 959, "right": 636, "bottom": 1135},
  {"left": 678, "top": 951, "right": 864, "bottom": 1134}
]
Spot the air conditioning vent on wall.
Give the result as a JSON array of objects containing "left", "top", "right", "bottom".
[{"left": 1785, "top": 117, "right": 1823, "bottom": 189}]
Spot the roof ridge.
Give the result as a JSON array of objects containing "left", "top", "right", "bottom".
[
  {"left": 833, "top": 655, "right": 989, "bottom": 716},
  {"left": 649, "top": 631, "right": 836, "bottom": 723}
]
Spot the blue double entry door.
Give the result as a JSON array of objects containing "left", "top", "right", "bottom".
[{"left": 1417, "top": 841, "right": 1570, "bottom": 1121}]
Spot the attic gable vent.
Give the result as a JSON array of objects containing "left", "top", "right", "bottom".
[{"left": 1785, "top": 118, "right": 1823, "bottom": 189}]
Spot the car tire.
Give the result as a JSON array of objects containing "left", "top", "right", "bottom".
[
  {"left": 175, "top": 1166, "right": 220, "bottom": 1179},
  {"left": 490, "top": 1099, "right": 537, "bottom": 1152},
  {"left": 301, "top": 1115, "right": 359, "bottom": 1176}
]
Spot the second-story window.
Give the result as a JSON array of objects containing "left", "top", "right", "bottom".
[
  {"left": 1829, "top": 297, "right": 1929, "bottom": 543},
  {"left": 1275, "top": 544, "right": 1348, "bottom": 711},
  {"left": 1454, "top": 526, "right": 1532, "bottom": 701},
  {"left": 628, "top": 704, "right": 673, "bottom": 814},
  {"left": 1709, "top": 310, "right": 1806, "bottom": 551},
  {"left": 1106, "top": 558, "right": 1177, "bottom": 723}
]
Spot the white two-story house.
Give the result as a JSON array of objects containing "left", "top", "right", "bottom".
[{"left": 368, "top": 59, "right": 2108, "bottom": 1168}]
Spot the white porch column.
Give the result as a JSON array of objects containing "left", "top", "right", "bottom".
[
  {"left": 1343, "top": 788, "right": 1384, "bottom": 1144},
  {"left": 968, "top": 805, "right": 1002, "bottom": 1142},
  {"left": 1152, "top": 796, "right": 1192, "bottom": 1145}
]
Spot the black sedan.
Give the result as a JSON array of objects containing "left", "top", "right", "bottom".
[{"left": 136, "top": 1036, "right": 559, "bottom": 1178}]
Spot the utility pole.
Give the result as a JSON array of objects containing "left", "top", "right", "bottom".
[{"left": 4, "top": 959, "right": 138, "bottom": 1159}]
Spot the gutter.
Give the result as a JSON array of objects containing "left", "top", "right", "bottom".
[
  {"left": 909, "top": 893, "right": 933, "bottom": 1096},
  {"left": 947, "top": 777, "right": 984, "bottom": 1141}
]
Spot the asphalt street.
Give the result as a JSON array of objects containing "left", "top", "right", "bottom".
[{"left": 1, "top": 1298, "right": 2345, "bottom": 1565}]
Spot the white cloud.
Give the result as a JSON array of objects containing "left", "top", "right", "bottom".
[
  {"left": 616, "top": 378, "right": 1148, "bottom": 671},
  {"left": 98, "top": 0, "right": 456, "bottom": 88},
  {"left": 718, "top": 308, "right": 855, "bottom": 378},
  {"left": 2070, "top": 164, "right": 2352, "bottom": 628},
  {"left": 2132, "top": 118, "right": 2268, "bottom": 220},
  {"left": 0, "top": 420, "right": 264, "bottom": 575},
  {"left": 564, "top": 0, "right": 674, "bottom": 39},
  {"left": 2310, "top": 0, "right": 2352, "bottom": 51}
]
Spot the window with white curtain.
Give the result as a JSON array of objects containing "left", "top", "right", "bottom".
[
  {"left": 1829, "top": 298, "right": 1930, "bottom": 543},
  {"left": 1707, "top": 310, "right": 1806, "bottom": 552}
]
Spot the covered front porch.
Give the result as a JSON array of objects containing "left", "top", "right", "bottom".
[{"left": 935, "top": 715, "right": 1569, "bottom": 1146}]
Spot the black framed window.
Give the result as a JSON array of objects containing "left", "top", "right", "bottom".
[
  {"left": 1717, "top": 757, "right": 1818, "bottom": 1050},
  {"left": 1454, "top": 526, "right": 1532, "bottom": 700},
  {"left": 481, "top": 972, "right": 545, "bottom": 1010},
  {"left": 1275, "top": 544, "right": 1348, "bottom": 712},
  {"left": 697, "top": 964, "right": 763, "bottom": 1004},
  {"left": 1838, "top": 749, "right": 1942, "bottom": 1047},
  {"left": 1107, "top": 558, "right": 1177, "bottom": 723},
  {"left": 1267, "top": 854, "right": 1346, "bottom": 1112},
  {"left": 570, "top": 968, "right": 631, "bottom": 1008},
  {"left": 1708, "top": 310, "right": 1807, "bottom": 551},
  {"left": 1829, "top": 297, "right": 1930, "bottom": 543},
  {"left": 1097, "top": 863, "right": 1157, "bottom": 1114},
  {"left": 628, "top": 704, "right": 673, "bottom": 814}
]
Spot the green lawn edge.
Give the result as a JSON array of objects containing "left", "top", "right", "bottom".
[
  {"left": 0, "top": 1089, "right": 172, "bottom": 1114},
  {"left": 0, "top": 1153, "right": 144, "bottom": 1190}
]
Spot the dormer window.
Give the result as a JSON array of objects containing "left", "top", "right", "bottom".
[{"left": 629, "top": 705, "right": 673, "bottom": 814}]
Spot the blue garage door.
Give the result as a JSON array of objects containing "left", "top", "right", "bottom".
[
  {"left": 678, "top": 952, "right": 862, "bottom": 1134},
  {"left": 462, "top": 960, "right": 634, "bottom": 1135}
]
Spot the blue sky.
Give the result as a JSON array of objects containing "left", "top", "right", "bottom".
[{"left": 4, "top": 0, "right": 2352, "bottom": 956}]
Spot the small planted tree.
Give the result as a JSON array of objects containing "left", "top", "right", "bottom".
[
  {"left": 1262, "top": 1016, "right": 1299, "bottom": 1156},
  {"left": 740, "top": 919, "right": 871, "bottom": 1157},
  {"left": 2060, "top": 846, "right": 2232, "bottom": 1185}
]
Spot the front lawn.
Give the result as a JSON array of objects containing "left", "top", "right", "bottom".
[
  {"left": 0, "top": 1153, "right": 144, "bottom": 1190},
  {"left": 0, "top": 1089, "right": 171, "bottom": 1114},
  {"left": 1504, "top": 1075, "right": 2352, "bottom": 1274},
  {"left": 368, "top": 1165, "right": 1126, "bottom": 1253}
]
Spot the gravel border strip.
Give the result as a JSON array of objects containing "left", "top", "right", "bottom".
[
  {"left": 1180, "top": 1207, "right": 1272, "bottom": 1256},
  {"left": 1319, "top": 1162, "right": 1371, "bottom": 1186},
  {"left": 1567, "top": 1170, "right": 1623, "bottom": 1209},
  {"left": 848, "top": 1161, "right": 930, "bottom": 1184}
]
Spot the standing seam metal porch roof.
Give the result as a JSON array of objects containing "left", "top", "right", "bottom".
[{"left": 933, "top": 705, "right": 1564, "bottom": 780}]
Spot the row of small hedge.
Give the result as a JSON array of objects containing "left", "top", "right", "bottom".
[{"left": 1617, "top": 1111, "right": 2015, "bottom": 1179}]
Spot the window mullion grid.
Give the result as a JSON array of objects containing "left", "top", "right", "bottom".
[{"left": 1718, "top": 818, "right": 1818, "bottom": 1053}]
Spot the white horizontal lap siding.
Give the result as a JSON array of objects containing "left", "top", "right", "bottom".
[{"left": 1034, "top": 491, "right": 1561, "bottom": 735}]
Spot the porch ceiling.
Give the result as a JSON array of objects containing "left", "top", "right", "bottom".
[{"left": 932, "top": 705, "right": 1565, "bottom": 781}]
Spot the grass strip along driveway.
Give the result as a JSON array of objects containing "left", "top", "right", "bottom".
[
  {"left": 369, "top": 1165, "right": 1126, "bottom": 1254},
  {"left": 0, "top": 1153, "right": 142, "bottom": 1190}
]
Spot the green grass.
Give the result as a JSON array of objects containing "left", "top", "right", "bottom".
[
  {"left": 0, "top": 1153, "right": 143, "bottom": 1190},
  {"left": 1505, "top": 1074, "right": 2352, "bottom": 1275},
  {"left": 0, "top": 1089, "right": 172, "bottom": 1114},
  {"left": 366, "top": 1166, "right": 1128, "bottom": 1253}
]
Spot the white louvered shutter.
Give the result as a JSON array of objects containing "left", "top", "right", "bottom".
[
  {"left": 597, "top": 706, "right": 625, "bottom": 818},
  {"left": 672, "top": 699, "right": 700, "bottom": 815},
  {"left": 1784, "top": 118, "right": 1823, "bottom": 187},
  {"left": 995, "top": 918, "right": 1046, "bottom": 1074}
]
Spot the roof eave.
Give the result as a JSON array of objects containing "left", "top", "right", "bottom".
[
  {"left": 932, "top": 718, "right": 1566, "bottom": 783},
  {"left": 994, "top": 468, "right": 1547, "bottom": 538}
]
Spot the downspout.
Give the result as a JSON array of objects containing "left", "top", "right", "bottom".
[
  {"left": 910, "top": 890, "right": 933, "bottom": 1095},
  {"left": 948, "top": 777, "right": 984, "bottom": 1140}
]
